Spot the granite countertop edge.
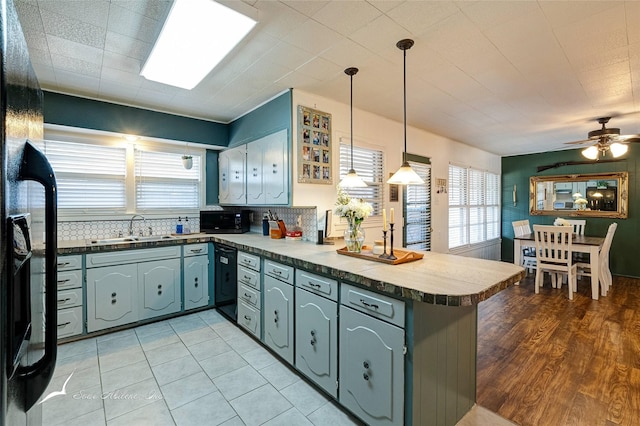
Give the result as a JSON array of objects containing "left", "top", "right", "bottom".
[{"left": 58, "top": 233, "right": 525, "bottom": 307}]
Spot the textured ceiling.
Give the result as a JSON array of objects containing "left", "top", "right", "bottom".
[{"left": 13, "top": 0, "right": 640, "bottom": 156}]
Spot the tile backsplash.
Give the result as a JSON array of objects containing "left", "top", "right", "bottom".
[{"left": 58, "top": 207, "right": 319, "bottom": 242}]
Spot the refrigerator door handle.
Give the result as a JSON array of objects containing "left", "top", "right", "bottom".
[{"left": 16, "top": 140, "right": 58, "bottom": 410}]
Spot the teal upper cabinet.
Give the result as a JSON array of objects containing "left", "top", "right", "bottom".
[{"left": 220, "top": 129, "right": 289, "bottom": 206}]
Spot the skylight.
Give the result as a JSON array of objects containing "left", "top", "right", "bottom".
[{"left": 141, "top": 0, "right": 257, "bottom": 90}]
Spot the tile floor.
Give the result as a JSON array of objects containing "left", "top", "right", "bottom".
[{"left": 42, "top": 309, "right": 364, "bottom": 426}]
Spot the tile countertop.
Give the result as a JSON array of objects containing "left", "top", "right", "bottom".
[{"left": 58, "top": 233, "right": 525, "bottom": 307}]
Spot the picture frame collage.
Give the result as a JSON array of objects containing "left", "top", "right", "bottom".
[{"left": 297, "top": 105, "right": 332, "bottom": 184}]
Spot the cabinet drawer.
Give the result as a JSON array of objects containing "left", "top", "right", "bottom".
[
  {"left": 341, "top": 284, "right": 405, "bottom": 328},
  {"left": 57, "top": 288, "right": 83, "bottom": 309},
  {"left": 238, "top": 284, "right": 260, "bottom": 307},
  {"left": 238, "top": 252, "right": 260, "bottom": 271},
  {"left": 57, "top": 255, "right": 81, "bottom": 271},
  {"left": 184, "top": 243, "right": 209, "bottom": 257},
  {"left": 57, "top": 306, "right": 83, "bottom": 339},
  {"left": 296, "top": 270, "right": 337, "bottom": 301},
  {"left": 264, "top": 260, "right": 293, "bottom": 284},
  {"left": 238, "top": 301, "right": 261, "bottom": 338},
  {"left": 57, "top": 270, "right": 82, "bottom": 290},
  {"left": 86, "top": 246, "right": 181, "bottom": 268},
  {"left": 238, "top": 265, "right": 260, "bottom": 290}
]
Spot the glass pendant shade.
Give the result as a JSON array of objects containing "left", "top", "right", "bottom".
[
  {"left": 387, "top": 38, "right": 424, "bottom": 185},
  {"left": 338, "top": 67, "right": 367, "bottom": 188},
  {"left": 609, "top": 142, "right": 628, "bottom": 157},
  {"left": 581, "top": 145, "right": 599, "bottom": 159},
  {"left": 387, "top": 161, "right": 424, "bottom": 185}
]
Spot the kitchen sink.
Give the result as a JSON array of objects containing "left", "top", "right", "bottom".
[{"left": 89, "top": 235, "right": 176, "bottom": 244}]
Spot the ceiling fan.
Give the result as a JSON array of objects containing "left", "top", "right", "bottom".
[{"left": 565, "top": 117, "right": 640, "bottom": 159}]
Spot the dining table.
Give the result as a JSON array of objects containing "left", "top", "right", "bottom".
[{"left": 514, "top": 233, "right": 606, "bottom": 300}]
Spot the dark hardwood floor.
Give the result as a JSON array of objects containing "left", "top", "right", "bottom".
[{"left": 477, "top": 273, "right": 640, "bottom": 426}]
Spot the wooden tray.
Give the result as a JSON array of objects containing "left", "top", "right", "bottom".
[{"left": 336, "top": 245, "right": 424, "bottom": 265}]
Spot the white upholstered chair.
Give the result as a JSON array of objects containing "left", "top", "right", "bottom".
[
  {"left": 577, "top": 222, "right": 617, "bottom": 296},
  {"left": 533, "top": 225, "right": 577, "bottom": 300},
  {"left": 512, "top": 220, "right": 536, "bottom": 272}
]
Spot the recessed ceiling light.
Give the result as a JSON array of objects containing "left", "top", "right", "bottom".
[{"left": 141, "top": 0, "right": 257, "bottom": 90}]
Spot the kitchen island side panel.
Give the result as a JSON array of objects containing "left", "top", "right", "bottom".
[{"left": 412, "top": 302, "right": 477, "bottom": 426}]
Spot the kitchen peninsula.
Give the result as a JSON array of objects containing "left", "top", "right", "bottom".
[{"left": 58, "top": 233, "right": 524, "bottom": 426}]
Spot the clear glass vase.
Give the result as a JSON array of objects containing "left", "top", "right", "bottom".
[{"left": 344, "top": 219, "right": 365, "bottom": 253}]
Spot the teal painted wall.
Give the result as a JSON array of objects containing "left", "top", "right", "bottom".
[
  {"left": 43, "top": 91, "right": 228, "bottom": 146},
  {"left": 205, "top": 150, "right": 219, "bottom": 205},
  {"left": 502, "top": 147, "right": 638, "bottom": 278},
  {"left": 228, "top": 90, "right": 292, "bottom": 147}
]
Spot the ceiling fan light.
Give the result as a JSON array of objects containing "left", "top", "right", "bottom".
[
  {"left": 339, "top": 169, "right": 368, "bottom": 188},
  {"left": 581, "top": 146, "right": 599, "bottom": 160},
  {"left": 387, "top": 162, "right": 425, "bottom": 185},
  {"left": 610, "top": 142, "right": 628, "bottom": 158}
]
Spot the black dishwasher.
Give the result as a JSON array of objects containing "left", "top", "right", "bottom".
[{"left": 214, "top": 243, "right": 237, "bottom": 321}]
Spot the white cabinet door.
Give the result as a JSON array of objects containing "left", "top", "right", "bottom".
[
  {"left": 219, "top": 145, "right": 246, "bottom": 205},
  {"left": 295, "top": 287, "right": 337, "bottom": 398},
  {"left": 246, "top": 140, "right": 264, "bottom": 204},
  {"left": 87, "top": 264, "right": 138, "bottom": 332},
  {"left": 339, "top": 305, "right": 405, "bottom": 426},
  {"left": 138, "top": 258, "right": 181, "bottom": 319},
  {"left": 263, "top": 275, "right": 294, "bottom": 364},
  {"left": 245, "top": 129, "right": 289, "bottom": 205},
  {"left": 263, "top": 129, "right": 288, "bottom": 205},
  {"left": 183, "top": 255, "right": 209, "bottom": 310}
]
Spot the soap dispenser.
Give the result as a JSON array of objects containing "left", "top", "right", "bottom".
[
  {"left": 183, "top": 217, "right": 190, "bottom": 235},
  {"left": 176, "top": 217, "right": 183, "bottom": 234}
]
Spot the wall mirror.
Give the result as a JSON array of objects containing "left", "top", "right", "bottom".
[{"left": 529, "top": 172, "right": 628, "bottom": 218}]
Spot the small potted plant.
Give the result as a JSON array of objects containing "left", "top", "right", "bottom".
[
  {"left": 182, "top": 155, "right": 193, "bottom": 170},
  {"left": 596, "top": 180, "right": 608, "bottom": 189}
]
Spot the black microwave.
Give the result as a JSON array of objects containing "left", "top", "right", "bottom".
[{"left": 200, "top": 210, "right": 250, "bottom": 233}]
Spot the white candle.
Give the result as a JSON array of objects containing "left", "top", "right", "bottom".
[
  {"left": 390, "top": 208, "right": 395, "bottom": 224},
  {"left": 382, "top": 209, "right": 387, "bottom": 231}
]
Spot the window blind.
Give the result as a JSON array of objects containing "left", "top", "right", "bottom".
[
  {"left": 404, "top": 161, "right": 431, "bottom": 251},
  {"left": 339, "top": 143, "right": 384, "bottom": 215},
  {"left": 448, "top": 164, "right": 500, "bottom": 249},
  {"left": 44, "top": 140, "right": 127, "bottom": 210},
  {"left": 135, "top": 149, "right": 201, "bottom": 210}
]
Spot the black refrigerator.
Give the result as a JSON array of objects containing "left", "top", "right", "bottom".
[{"left": 1, "top": 0, "right": 59, "bottom": 425}]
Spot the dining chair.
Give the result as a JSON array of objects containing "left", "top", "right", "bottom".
[
  {"left": 577, "top": 222, "right": 617, "bottom": 297},
  {"left": 533, "top": 224, "right": 577, "bottom": 300},
  {"left": 566, "top": 219, "right": 586, "bottom": 235},
  {"left": 512, "top": 220, "right": 536, "bottom": 272}
]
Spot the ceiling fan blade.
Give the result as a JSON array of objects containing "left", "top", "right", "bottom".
[
  {"left": 618, "top": 134, "right": 640, "bottom": 142},
  {"left": 564, "top": 139, "right": 593, "bottom": 145}
]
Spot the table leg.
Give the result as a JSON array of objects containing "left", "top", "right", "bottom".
[
  {"left": 590, "top": 246, "right": 600, "bottom": 300},
  {"left": 514, "top": 239, "right": 522, "bottom": 285}
]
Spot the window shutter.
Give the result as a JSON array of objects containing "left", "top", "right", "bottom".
[
  {"left": 405, "top": 161, "right": 431, "bottom": 250},
  {"left": 135, "top": 149, "right": 201, "bottom": 210},
  {"left": 339, "top": 143, "right": 384, "bottom": 215},
  {"left": 44, "top": 140, "right": 127, "bottom": 210}
]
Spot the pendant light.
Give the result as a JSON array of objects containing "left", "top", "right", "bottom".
[
  {"left": 338, "top": 67, "right": 367, "bottom": 188},
  {"left": 387, "top": 39, "right": 424, "bottom": 185}
]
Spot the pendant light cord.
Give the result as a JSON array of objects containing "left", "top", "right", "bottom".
[
  {"left": 403, "top": 46, "right": 407, "bottom": 163},
  {"left": 350, "top": 71, "right": 354, "bottom": 171}
]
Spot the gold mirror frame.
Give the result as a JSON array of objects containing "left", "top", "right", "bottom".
[{"left": 529, "top": 172, "right": 628, "bottom": 218}]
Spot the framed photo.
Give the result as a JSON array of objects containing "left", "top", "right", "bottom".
[{"left": 298, "top": 105, "right": 332, "bottom": 184}]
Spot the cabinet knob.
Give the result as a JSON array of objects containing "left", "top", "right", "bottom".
[
  {"left": 157, "top": 284, "right": 162, "bottom": 289},
  {"left": 194, "top": 283, "right": 198, "bottom": 288},
  {"left": 310, "top": 339, "right": 316, "bottom": 346},
  {"left": 111, "top": 299, "right": 116, "bottom": 304},
  {"left": 310, "top": 330, "right": 316, "bottom": 336},
  {"left": 363, "top": 361, "right": 369, "bottom": 369},
  {"left": 363, "top": 373, "right": 369, "bottom": 381},
  {"left": 158, "top": 290, "right": 162, "bottom": 296},
  {"left": 111, "top": 292, "right": 117, "bottom": 297},
  {"left": 244, "top": 315, "right": 251, "bottom": 321}
]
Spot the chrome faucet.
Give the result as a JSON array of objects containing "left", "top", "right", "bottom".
[{"left": 128, "top": 214, "right": 147, "bottom": 236}]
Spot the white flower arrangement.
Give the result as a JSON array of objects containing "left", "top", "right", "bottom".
[
  {"left": 553, "top": 217, "right": 571, "bottom": 226},
  {"left": 334, "top": 187, "right": 373, "bottom": 224},
  {"left": 574, "top": 198, "right": 588, "bottom": 206}
]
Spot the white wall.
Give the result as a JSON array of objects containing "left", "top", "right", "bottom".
[{"left": 291, "top": 89, "right": 501, "bottom": 253}]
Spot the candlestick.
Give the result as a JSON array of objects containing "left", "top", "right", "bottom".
[
  {"left": 390, "top": 207, "right": 395, "bottom": 224},
  {"left": 379, "top": 230, "right": 389, "bottom": 259},
  {"left": 382, "top": 208, "right": 387, "bottom": 231},
  {"left": 388, "top": 223, "right": 397, "bottom": 260}
]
